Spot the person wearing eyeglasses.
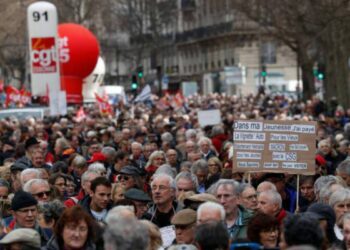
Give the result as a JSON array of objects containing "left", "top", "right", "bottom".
[
  {"left": 23, "top": 179, "right": 51, "bottom": 205},
  {"left": 143, "top": 174, "right": 182, "bottom": 228},
  {"left": 171, "top": 208, "right": 197, "bottom": 244},
  {"left": 238, "top": 183, "right": 258, "bottom": 211},
  {"left": 43, "top": 206, "right": 97, "bottom": 250},
  {"left": 4, "top": 191, "right": 49, "bottom": 246},
  {"left": 117, "top": 165, "right": 145, "bottom": 191}
]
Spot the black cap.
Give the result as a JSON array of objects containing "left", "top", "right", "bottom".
[
  {"left": 2, "top": 138, "right": 15, "bottom": 148},
  {"left": 119, "top": 165, "right": 142, "bottom": 176},
  {"left": 24, "top": 137, "right": 39, "bottom": 150},
  {"left": 11, "top": 191, "right": 38, "bottom": 211},
  {"left": 10, "top": 162, "right": 28, "bottom": 172},
  {"left": 124, "top": 188, "right": 152, "bottom": 202}
]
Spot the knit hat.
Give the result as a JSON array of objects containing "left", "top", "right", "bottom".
[{"left": 11, "top": 191, "right": 38, "bottom": 211}]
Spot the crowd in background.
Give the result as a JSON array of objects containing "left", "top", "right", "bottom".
[{"left": 0, "top": 92, "right": 348, "bottom": 250}]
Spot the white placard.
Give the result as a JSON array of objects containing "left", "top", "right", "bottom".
[
  {"left": 159, "top": 225, "right": 176, "bottom": 248},
  {"left": 198, "top": 109, "right": 221, "bottom": 127},
  {"left": 27, "top": 1, "right": 64, "bottom": 116}
]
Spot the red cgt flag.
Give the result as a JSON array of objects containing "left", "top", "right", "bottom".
[{"left": 95, "top": 93, "right": 113, "bottom": 115}]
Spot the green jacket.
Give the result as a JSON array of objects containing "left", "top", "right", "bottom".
[{"left": 227, "top": 205, "right": 254, "bottom": 241}]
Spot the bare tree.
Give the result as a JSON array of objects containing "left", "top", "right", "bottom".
[
  {"left": 233, "top": 0, "right": 350, "bottom": 105},
  {"left": 0, "top": 1, "right": 28, "bottom": 87}
]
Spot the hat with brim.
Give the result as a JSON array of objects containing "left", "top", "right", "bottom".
[
  {"left": 183, "top": 193, "right": 218, "bottom": 208},
  {"left": 124, "top": 188, "right": 152, "bottom": 202},
  {"left": 0, "top": 228, "right": 41, "bottom": 248},
  {"left": 119, "top": 165, "right": 142, "bottom": 176}
]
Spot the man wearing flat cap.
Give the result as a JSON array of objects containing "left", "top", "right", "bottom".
[
  {"left": 124, "top": 188, "right": 151, "bottom": 218},
  {"left": 171, "top": 208, "right": 197, "bottom": 244},
  {"left": 4, "top": 191, "right": 49, "bottom": 246},
  {"left": 0, "top": 228, "right": 41, "bottom": 250}
]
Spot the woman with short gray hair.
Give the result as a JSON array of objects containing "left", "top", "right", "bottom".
[{"left": 329, "top": 188, "right": 350, "bottom": 240}]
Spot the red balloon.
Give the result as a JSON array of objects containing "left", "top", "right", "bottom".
[{"left": 58, "top": 23, "right": 99, "bottom": 104}]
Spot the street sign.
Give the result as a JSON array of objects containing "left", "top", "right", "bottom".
[
  {"left": 162, "top": 75, "right": 169, "bottom": 90},
  {"left": 224, "top": 66, "right": 246, "bottom": 85}
]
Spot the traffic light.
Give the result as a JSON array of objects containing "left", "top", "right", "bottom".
[
  {"left": 261, "top": 65, "right": 267, "bottom": 77},
  {"left": 317, "top": 64, "right": 325, "bottom": 80},
  {"left": 137, "top": 66, "right": 143, "bottom": 78},
  {"left": 131, "top": 75, "right": 138, "bottom": 90}
]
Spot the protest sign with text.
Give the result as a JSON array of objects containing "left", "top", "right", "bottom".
[{"left": 232, "top": 120, "right": 316, "bottom": 175}]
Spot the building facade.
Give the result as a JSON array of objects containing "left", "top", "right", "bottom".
[{"left": 110, "top": 0, "right": 299, "bottom": 96}]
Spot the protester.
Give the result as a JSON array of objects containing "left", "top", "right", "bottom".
[
  {"left": 1, "top": 90, "right": 350, "bottom": 250},
  {"left": 247, "top": 212, "right": 279, "bottom": 248},
  {"left": 43, "top": 205, "right": 97, "bottom": 250}
]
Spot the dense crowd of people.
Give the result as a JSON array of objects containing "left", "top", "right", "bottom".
[{"left": 0, "top": 92, "right": 348, "bottom": 250}]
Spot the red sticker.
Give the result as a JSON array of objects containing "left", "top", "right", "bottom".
[{"left": 31, "top": 37, "right": 57, "bottom": 73}]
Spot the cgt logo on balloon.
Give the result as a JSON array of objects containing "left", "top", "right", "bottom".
[{"left": 31, "top": 37, "right": 58, "bottom": 73}]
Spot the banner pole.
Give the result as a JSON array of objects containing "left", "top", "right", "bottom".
[{"left": 296, "top": 174, "right": 300, "bottom": 213}]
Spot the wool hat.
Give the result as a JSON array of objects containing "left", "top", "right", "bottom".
[
  {"left": 11, "top": 191, "right": 38, "bottom": 211},
  {"left": 0, "top": 228, "right": 41, "bottom": 248}
]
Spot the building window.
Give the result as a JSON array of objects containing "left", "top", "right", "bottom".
[
  {"left": 189, "top": 65, "right": 192, "bottom": 73},
  {"left": 261, "top": 42, "right": 277, "bottom": 64},
  {"left": 218, "top": 60, "right": 221, "bottom": 68},
  {"left": 231, "top": 58, "right": 235, "bottom": 65}
]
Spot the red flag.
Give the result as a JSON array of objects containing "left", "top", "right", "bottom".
[
  {"left": 75, "top": 106, "right": 86, "bottom": 122},
  {"left": 5, "top": 86, "right": 20, "bottom": 107},
  {"left": 156, "top": 92, "right": 171, "bottom": 110},
  {"left": 172, "top": 92, "right": 184, "bottom": 109},
  {"left": 95, "top": 93, "right": 113, "bottom": 115},
  {"left": 19, "top": 88, "right": 31, "bottom": 106}
]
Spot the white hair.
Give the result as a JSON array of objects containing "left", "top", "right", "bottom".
[
  {"left": 329, "top": 188, "right": 350, "bottom": 208},
  {"left": 259, "top": 190, "right": 282, "bottom": 208},
  {"left": 197, "top": 137, "right": 212, "bottom": 146},
  {"left": 131, "top": 142, "right": 143, "bottom": 150},
  {"left": 197, "top": 201, "right": 225, "bottom": 221},
  {"left": 23, "top": 178, "right": 49, "bottom": 193},
  {"left": 88, "top": 163, "right": 106, "bottom": 173},
  {"left": 20, "top": 168, "right": 42, "bottom": 185},
  {"left": 105, "top": 205, "right": 135, "bottom": 225},
  {"left": 154, "top": 164, "right": 177, "bottom": 179},
  {"left": 151, "top": 173, "right": 176, "bottom": 190}
]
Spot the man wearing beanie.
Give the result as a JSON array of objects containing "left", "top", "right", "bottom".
[{"left": 4, "top": 191, "right": 49, "bottom": 246}]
